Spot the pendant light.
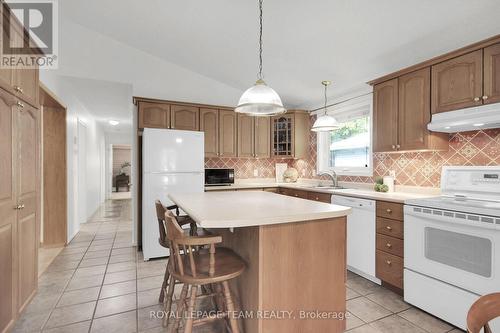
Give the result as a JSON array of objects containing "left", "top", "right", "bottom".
[
  {"left": 235, "top": 0, "right": 285, "bottom": 116},
  {"left": 311, "top": 81, "right": 339, "bottom": 132}
]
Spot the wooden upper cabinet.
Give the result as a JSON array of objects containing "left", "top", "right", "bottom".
[
  {"left": 398, "top": 68, "right": 431, "bottom": 151},
  {"left": 431, "top": 50, "right": 483, "bottom": 114},
  {"left": 255, "top": 116, "right": 271, "bottom": 158},
  {"left": 171, "top": 104, "right": 199, "bottom": 131},
  {"left": 484, "top": 43, "right": 500, "bottom": 105},
  {"left": 200, "top": 108, "right": 219, "bottom": 157},
  {"left": 138, "top": 102, "right": 170, "bottom": 129},
  {"left": 237, "top": 114, "right": 255, "bottom": 157},
  {"left": 219, "top": 110, "right": 237, "bottom": 157},
  {"left": 373, "top": 79, "right": 398, "bottom": 152}
]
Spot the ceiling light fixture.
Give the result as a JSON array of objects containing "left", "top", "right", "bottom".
[
  {"left": 109, "top": 120, "right": 120, "bottom": 126},
  {"left": 311, "top": 81, "right": 339, "bottom": 132},
  {"left": 473, "top": 123, "right": 484, "bottom": 127},
  {"left": 235, "top": 0, "right": 285, "bottom": 116}
]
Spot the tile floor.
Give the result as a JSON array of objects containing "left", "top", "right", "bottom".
[{"left": 14, "top": 198, "right": 464, "bottom": 333}]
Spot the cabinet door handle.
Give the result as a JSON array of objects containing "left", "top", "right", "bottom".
[
  {"left": 16, "top": 101, "right": 24, "bottom": 108},
  {"left": 474, "top": 97, "right": 481, "bottom": 102},
  {"left": 386, "top": 209, "right": 392, "bottom": 214},
  {"left": 14, "top": 85, "right": 23, "bottom": 93},
  {"left": 391, "top": 145, "right": 396, "bottom": 149},
  {"left": 315, "top": 197, "right": 319, "bottom": 201},
  {"left": 14, "top": 205, "right": 21, "bottom": 210},
  {"left": 396, "top": 144, "right": 400, "bottom": 149},
  {"left": 386, "top": 260, "right": 392, "bottom": 265},
  {"left": 386, "top": 243, "right": 392, "bottom": 248},
  {"left": 482, "top": 95, "right": 489, "bottom": 100},
  {"left": 386, "top": 226, "right": 392, "bottom": 231}
]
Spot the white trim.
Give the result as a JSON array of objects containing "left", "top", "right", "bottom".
[{"left": 316, "top": 93, "right": 373, "bottom": 177}]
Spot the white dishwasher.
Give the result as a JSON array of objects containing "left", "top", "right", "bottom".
[{"left": 332, "top": 195, "right": 380, "bottom": 284}]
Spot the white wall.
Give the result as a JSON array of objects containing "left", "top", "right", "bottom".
[{"left": 40, "top": 71, "right": 106, "bottom": 241}]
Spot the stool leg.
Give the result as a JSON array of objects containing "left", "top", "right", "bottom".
[
  {"left": 163, "top": 274, "right": 176, "bottom": 327},
  {"left": 222, "top": 281, "right": 240, "bottom": 333},
  {"left": 171, "top": 284, "right": 188, "bottom": 333},
  {"left": 159, "top": 258, "right": 170, "bottom": 303},
  {"left": 184, "top": 285, "right": 198, "bottom": 333}
]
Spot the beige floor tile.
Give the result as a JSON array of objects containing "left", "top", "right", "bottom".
[
  {"left": 66, "top": 274, "right": 104, "bottom": 291},
  {"left": 137, "top": 304, "right": 163, "bottom": 331},
  {"left": 39, "top": 247, "right": 65, "bottom": 276},
  {"left": 44, "top": 301, "right": 96, "bottom": 329},
  {"left": 84, "top": 250, "right": 112, "bottom": 259},
  {"left": 346, "top": 276, "right": 382, "bottom": 296},
  {"left": 371, "top": 314, "right": 427, "bottom": 333},
  {"left": 90, "top": 310, "right": 137, "bottom": 333},
  {"left": 138, "top": 288, "right": 161, "bottom": 309},
  {"left": 95, "top": 293, "right": 137, "bottom": 318},
  {"left": 111, "top": 247, "right": 136, "bottom": 256},
  {"left": 57, "top": 286, "right": 100, "bottom": 307},
  {"left": 137, "top": 265, "right": 165, "bottom": 279},
  {"left": 12, "top": 309, "right": 51, "bottom": 332},
  {"left": 399, "top": 308, "right": 453, "bottom": 333},
  {"left": 347, "top": 324, "right": 382, "bottom": 333},
  {"left": 80, "top": 257, "right": 109, "bottom": 268},
  {"left": 42, "top": 320, "right": 91, "bottom": 333},
  {"left": 347, "top": 287, "right": 361, "bottom": 300},
  {"left": 347, "top": 297, "right": 392, "bottom": 323},
  {"left": 74, "top": 265, "right": 107, "bottom": 277},
  {"left": 347, "top": 312, "right": 365, "bottom": 330},
  {"left": 109, "top": 253, "right": 136, "bottom": 264},
  {"left": 366, "top": 288, "right": 411, "bottom": 313},
  {"left": 104, "top": 269, "right": 136, "bottom": 285},
  {"left": 100, "top": 280, "right": 137, "bottom": 299},
  {"left": 137, "top": 275, "right": 164, "bottom": 292},
  {"left": 107, "top": 261, "right": 136, "bottom": 273},
  {"left": 23, "top": 292, "right": 60, "bottom": 314}
]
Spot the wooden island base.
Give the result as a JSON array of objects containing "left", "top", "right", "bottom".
[{"left": 213, "top": 216, "right": 347, "bottom": 333}]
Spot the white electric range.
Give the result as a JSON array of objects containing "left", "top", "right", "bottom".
[{"left": 404, "top": 166, "right": 500, "bottom": 331}]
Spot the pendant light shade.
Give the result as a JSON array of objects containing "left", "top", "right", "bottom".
[
  {"left": 311, "top": 80, "right": 340, "bottom": 132},
  {"left": 235, "top": 79, "right": 285, "bottom": 115},
  {"left": 235, "top": 0, "right": 285, "bottom": 116}
]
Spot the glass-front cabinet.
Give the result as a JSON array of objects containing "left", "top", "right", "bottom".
[{"left": 272, "top": 114, "right": 294, "bottom": 157}]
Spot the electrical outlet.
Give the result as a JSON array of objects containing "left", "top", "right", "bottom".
[{"left": 253, "top": 169, "right": 258, "bottom": 177}]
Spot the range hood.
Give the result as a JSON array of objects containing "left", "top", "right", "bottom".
[{"left": 428, "top": 103, "right": 500, "bottom": 133}]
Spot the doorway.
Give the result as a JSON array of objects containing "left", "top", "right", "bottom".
[
  {"left": 77, "top": 120, "right": 87, "bottom": 225},
  {"left": 111, "top": 144, "right": 132, "bottom": 199}
]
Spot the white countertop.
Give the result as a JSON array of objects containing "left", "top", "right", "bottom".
[
  {"left": 204, "top": 182, "right": 437, "bottom": 203},
  {"left": 168, "top": 191, "right": 351, "bottom": 228}
]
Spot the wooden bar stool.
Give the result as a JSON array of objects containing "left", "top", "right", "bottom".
[
  {"left": 163, "top": 210, "right": 246, "bottom": 333},
  {"left": 467, "top": 293, "right": 500, "bottom": 333},
  {"left": 155, "top": 200, "right": 198, "bottom": 303}
]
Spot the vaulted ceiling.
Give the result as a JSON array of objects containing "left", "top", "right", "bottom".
[{"left": 59, "top": 0, "right": 500, "bottom": 110}]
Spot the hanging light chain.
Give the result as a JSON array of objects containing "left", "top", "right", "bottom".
[
  {"left": 258, "top": 0, "right": 263, "bottom": 80},
  {"left": 324, "top": 82, "right": 328, "bottom": 115}
]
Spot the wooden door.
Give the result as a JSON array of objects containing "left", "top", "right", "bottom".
[
  {"left": 200, "top": 108, "right": 219, "bottom": 157},
  {"left": 0, "top": 89, "right": 17, "bottom": 333},
  {"left": 398, "top": 68, "right": 431, "bottom": 151},
  {"left": 15, "top": 103, "right": 39, "bottom": 312},
  {"left": 219, "top": 110, "right": 237, "bottom": 157},
  {"left": 484, "top": 43, "right": 500, "bottom": 105},
  {"left": 171, "top": 104, "right": 199, "bottom": 131},
  {"left": 431, "top": 50, "right": 483, "bottom": 114},
  {"left": 237, "top": 114, "right": 255, "bottom": 157},
  {"left": 373, "top": 79, "right": 398, "bottom": 152},
  {"left": 138, "top": 102, "right": 170, "bottom": 129},
  {"left": 254, "top": 116, "right": 271, "bottom": 158},
  {"left": 42, "top": 106, "right": 67, "bottom": 246}
]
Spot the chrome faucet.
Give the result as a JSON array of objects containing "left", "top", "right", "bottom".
[{"left": 318, "top": 170, "right": 338, "bottom": 188}]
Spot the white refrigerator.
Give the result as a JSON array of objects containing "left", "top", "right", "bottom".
[{"left": 142, "top": 128, "right": 204, "bottom": 260}]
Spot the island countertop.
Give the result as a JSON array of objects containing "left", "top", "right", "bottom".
[{"left": 168, "top": 191, "right": 351, "bottom": 228}]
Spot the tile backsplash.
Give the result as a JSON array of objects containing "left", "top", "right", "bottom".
[{"left": 205, "top": 115, "right": 500, "bottom": 188}]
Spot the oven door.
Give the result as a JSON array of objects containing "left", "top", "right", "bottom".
[{"left": 405, "top": 205, "right": 500, "bottom": 295}]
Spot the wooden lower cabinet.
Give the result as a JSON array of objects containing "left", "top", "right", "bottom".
[
  {"left": 375, "top": 201, "right": 404, "bottom": 290},
  {"left": 306, "top": 191, "right": 332, "bottom": 203},
  {"left": 0, "top": 87, "right": 40, "bottom": 332}
]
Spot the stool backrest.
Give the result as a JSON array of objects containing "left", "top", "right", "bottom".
[
  {"left": 164, "top": 210, "right": 221, "bottom": 279},
  {"left": 467, "top": 292, "right": 500, "bottom": 333},
  {"left": 155, "top": 200, "right": 168, "bottom": 248}
]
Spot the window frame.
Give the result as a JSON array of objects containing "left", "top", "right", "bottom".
[{"left": 316, "top": 94, "right": 373, "bottom": 177}]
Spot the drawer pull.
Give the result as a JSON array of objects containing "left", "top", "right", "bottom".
[
  {"left": 386, "top": 226, "right": 392, "bottom": 231},
  {"left": 294, "top": 194, "right": 298, "bottom": 197},
  {"left": 474, "top": 97, "right": 480, "bottom": 102},
  {"left": 386, "top": 243, "right": 392, "bottom": 248},
  {"left": 386, "top": 260, "right": 392, "bottom": 265},
  {"left": 16, "top": 101, "right": 24, "bottom": 108},
  {"left": 483, "top": 95, "right": 489, "bottom": 100},
  {"left": 315, "top": 197, "right": 319, "bottom": 200},
  {"left": 386, "top": 209, "right": 392, "bottom": 213},
  {"left": 14, "top": 85, "right": 23, "bottom": 93}
]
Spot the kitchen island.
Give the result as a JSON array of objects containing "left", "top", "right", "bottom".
[{"left": 169, "top": 191, "right": 351, "bottom": 333}]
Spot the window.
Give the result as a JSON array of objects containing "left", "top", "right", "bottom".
[{"left": 317, "top": 94, "right": 373, "bottom": 177}]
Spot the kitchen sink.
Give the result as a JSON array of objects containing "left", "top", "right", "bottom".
[{"left": 312, "top": 185, "right": 345, "bottom": 190}]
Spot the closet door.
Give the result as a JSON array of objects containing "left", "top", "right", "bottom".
[
  {"left": 15, "top": 102, "right": 39, "bottom": 312},
  {"left": 0, "top": 89, "right": 17, "bottom": 333}
]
